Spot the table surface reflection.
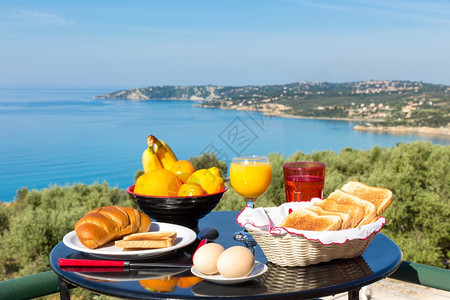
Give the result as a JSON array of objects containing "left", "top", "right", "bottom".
[{"left": 50, "top": 211, "right": 402, "bottom": 299}]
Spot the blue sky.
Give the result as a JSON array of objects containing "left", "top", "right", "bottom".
[{"left": 1, "top": 0, "right": 450, "bottom": 89}]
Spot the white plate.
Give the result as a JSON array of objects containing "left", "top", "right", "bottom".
[
  {"left": 190, "top": 261, "right": 267, "bottom": 285},
  {"left": 63, "top": 222, "right": 197, "bottom": 260}
]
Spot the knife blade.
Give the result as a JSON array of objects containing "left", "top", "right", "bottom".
[{"left": 59, "top": 258, "right": 192, "bottom": 269}]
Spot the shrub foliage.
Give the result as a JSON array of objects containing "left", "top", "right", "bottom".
[
  {"left": 217, "top": 142, "right": 449, "bottom": 268},
  {"left": 0, "top": 142, "right": 448, "bottom": 283}
]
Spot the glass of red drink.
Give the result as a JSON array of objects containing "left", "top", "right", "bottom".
[{"left": 282, "top": 161, "right": 326, "bottom": 202}]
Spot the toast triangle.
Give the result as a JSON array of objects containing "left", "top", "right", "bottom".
[{"left": 341, "top": 180, "right": 393, "bottom": 216}]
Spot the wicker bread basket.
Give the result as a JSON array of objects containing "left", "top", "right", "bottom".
[
  {"left": 237, "top": 202, "right": 384, "bottom": 267},
  {"left": 260, "top": 257, "right": 373, "bottom": 292},
  {"left": 248, "top": 228, "right": 377, "bottom": 267}
]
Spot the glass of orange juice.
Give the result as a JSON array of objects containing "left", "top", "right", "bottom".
[
  {"left": 230, "top": 155, "right": 271, "bottom": 252},
  {"left": 230, "top": 155, "right": 272, "bottom": 208}
]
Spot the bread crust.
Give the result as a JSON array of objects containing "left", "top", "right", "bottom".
[
  {"left": 279, "top": 208, "right": 342, "bottom": 231},
  {"left": 307, "top": 205, "right": 352, "bottom": 230},
  {"left": 115, "top": 239, "right": 174, "bottom": 249},
  {"left": 327, "top": 190, "right": 377, "bottom": 226},
  {"left": 278, "top": 180, "right": 393, "bottom": 232},
  {"left": 137, "top": 213, "right": 151, "bottom": 233},
  {"left": 74, "top": 206, "right": 151, "bottom": 249},
  {"left": 120, "top": 206, "right": 140, "bottom": 234},
  {"left": 341, "top": 180, "right": 393, "bottom": 215},
  {"left": 313, "top": 199, "right": 364, "bottom": 229},
  {"left": 115, "top": 231, "right": 177, "bottom": 249}
]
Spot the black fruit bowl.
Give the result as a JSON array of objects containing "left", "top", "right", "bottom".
[{"left": 127, "top": 185, "right": 227, "bottom": 232}]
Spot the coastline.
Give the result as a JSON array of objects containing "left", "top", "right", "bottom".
[
  {"left": 353, "top": 125, "right": 450, "bottom": 137},
  {"left": 206, "top": 103, "right": 450, "bottom": 138},
  {"left": 98, "top": 98, "right": 450, "bottom": 138},
  {"left": 209, "top": 103, "right": 382, "bottom": 122},
  {"left": 268, "top": 112, "right": 380, "bottom": 123},
  {"left": 271, "top": 111, "right": 450, "bottom": 138}
]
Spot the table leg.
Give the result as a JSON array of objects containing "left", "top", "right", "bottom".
[
  {"left": 348, "top": 288, "right": 360, "bottom": 300},
  {"left": 58, "top": 277, "right": 71, "bottom": 300}
]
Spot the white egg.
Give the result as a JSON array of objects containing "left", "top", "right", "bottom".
[
  {"left": 217, "top": 246, "right": 255, "bottom": 278},
  {"left": 193, "top": 243, "right": 225, "bottom": 275}
]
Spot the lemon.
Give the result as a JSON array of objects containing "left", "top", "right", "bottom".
[{"left": 187, "top": 168, "right": 224, "bottom": 194}]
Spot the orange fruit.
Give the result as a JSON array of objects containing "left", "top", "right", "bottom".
[
  {"left": 134, "top": 169, "right": 182, "bottom": 197},
  {"left": 176, "top": 276, "right": 203, "bottom": 288},
  {"left": 170, "top": 160, "right": 195, "bottom": 183},
  {"left": 139, "top": 277, "right": 178, "bottom": 293},
  {"left": 177, "top": 182, "right": 206, "bottom": 197}
]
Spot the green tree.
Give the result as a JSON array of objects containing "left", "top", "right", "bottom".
[
  {"left": 216, "top": 142, "right": 449, "bottom": 267},
  {"left": 0, "top": 182, "right": 130, "bottom": 279},
  {"left": 0, "top": 141, "right": 448, "bottom": 284}
]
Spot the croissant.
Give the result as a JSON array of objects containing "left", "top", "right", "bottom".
[{"left": 74, "top": 206, "right": 151, "bottom": 249}]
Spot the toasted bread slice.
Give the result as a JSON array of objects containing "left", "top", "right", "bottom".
[
  {"left": 115, "top": 231, "right": 177, "bottom": 249},
  {"left": 115, "top": 239, "right": 174, "bottom": 249},
  {"left": 307, "top": 205, "right": 352, "bottom": 230},
  {"left": 122, "top": 231, "right": 177, "bottom": 241},
  {"left": 279, "top": 208, "right": 342, "bottom": 231},
  {"left": 313, "top": 199, "right": 364, "bottom": 229},
  {"left": 327, "top": 190, "right": 377, "bottom": 226},
  {"left": 341, "top": 180, "right": 393, "bottom": 215}
]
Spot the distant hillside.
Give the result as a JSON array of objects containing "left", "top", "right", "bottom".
[
  {"left": 95, "top": 85, "right": 220, "bottom": 101},
  {"left": 95, "top": 80, "right": 450, "bottom": 129}
]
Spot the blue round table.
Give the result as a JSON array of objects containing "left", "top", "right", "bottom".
[{"left": 50, "top": 211, "right": 402, "bottom": 299}]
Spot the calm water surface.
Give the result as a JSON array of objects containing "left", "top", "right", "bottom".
[{"left": 1, "top": 88, "right": 448, "bottom": 202}]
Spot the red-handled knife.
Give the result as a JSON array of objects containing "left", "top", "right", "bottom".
[{"left": 59, "top": 258, "right": 192, "bottom": 269}]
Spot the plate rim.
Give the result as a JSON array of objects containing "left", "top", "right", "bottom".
[
  {"left": 63, "top": 222, "right": 197, "bottom": 258},
  {"left": 191, "top": 261, "right": 267, "bottom": 284}
]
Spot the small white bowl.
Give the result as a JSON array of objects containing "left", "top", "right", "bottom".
[{"left": 191, "top": 261, "right": 267, "bottom": 285}]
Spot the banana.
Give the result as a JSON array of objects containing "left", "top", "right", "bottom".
[
  {"left": 150, "top": 135, "right": 178, "bottom": 170},
  {"left": 159, "top": 139, "right": 178, "bottom": 163},
  {"left": 142, "top": 135, "right": 163, "bottom": 173}
]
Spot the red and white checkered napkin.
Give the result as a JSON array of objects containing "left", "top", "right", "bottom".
[{"left": 236, "top": 199, "right": 386, "bottom": 245}]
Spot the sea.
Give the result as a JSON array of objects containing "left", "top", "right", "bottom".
[{"left": 1, "top": 88, "right": 449, "bottom": 203}]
